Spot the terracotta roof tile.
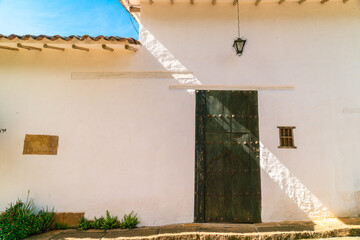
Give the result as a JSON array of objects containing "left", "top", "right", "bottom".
[{"left": 0, "top": 34, "right": 140, "bottom": 45}]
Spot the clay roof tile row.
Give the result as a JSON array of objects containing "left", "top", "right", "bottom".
[{"left": 0, "top": 34, "right": 140, "bottom": 45}]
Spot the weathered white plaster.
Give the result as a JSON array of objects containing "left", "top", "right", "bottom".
[{"left": 1, "top": 0, "right": 360, "bottom": 226}]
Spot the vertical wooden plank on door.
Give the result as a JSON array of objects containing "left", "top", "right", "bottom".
[
  {"left": 204, "top": 91, "right": 227, "bottom": 222},
  {"left": 204, "top": 132, "right": 225, "bottom": 222},
  {"left": 195, "top": 91, "right": 206, "bottom": 222},
  {"left": 230, "top": 91, "right": 254, "bottom": 222},
  {"left": 248, "top": 91, "right": 262, "bottom": 223}
]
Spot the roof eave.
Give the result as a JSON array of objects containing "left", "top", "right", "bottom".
[
  {"left": 119, "top": 0, "right": 140, "bottom": 23},
  {"left": 0, "top": 34, "right": 140, "bottom": 45}
]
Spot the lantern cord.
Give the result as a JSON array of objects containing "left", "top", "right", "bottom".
[
  {"left": 237, "top": 1, "right": 240, "bottom": 38},
  {"left": 129, "top": 13, "right": 139, "bottom": 35}
]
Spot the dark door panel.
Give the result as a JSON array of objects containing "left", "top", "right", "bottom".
[{"left": 195, "top": 90, "right": 261, "bottom": 223}]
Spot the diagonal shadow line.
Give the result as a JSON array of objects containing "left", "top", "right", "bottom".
[
  {"left": 139, "top": 24, "right": 201, "bottom": 90},
  {"left": 207, "top": 95, "right": 339, "bottom": 221},
  {"left": 260, "top": 142, "right": 335, "bottom": 220},
  {"left": 139, "top": 24, "right": 345, "bottom": 225},
  {"left": 203, "top": 93, "right": 343, "bottom": 223}
]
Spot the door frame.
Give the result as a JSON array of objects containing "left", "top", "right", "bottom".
[{"left": 194, "top": 90, "right": 262, "bottom": 223}]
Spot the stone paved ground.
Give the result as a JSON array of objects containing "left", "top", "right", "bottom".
[
  {"left": 25, "top": 218, "right": 360, "bottom": 240},
  {"left": 300, "top": 238, "right": 360, "bottom": 240}
]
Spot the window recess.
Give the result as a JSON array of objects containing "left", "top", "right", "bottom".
[{"left": 278, "top": 126, "right": 296, "bottom": 149}]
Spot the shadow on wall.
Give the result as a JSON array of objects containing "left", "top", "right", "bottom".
[
  {"left": 260, "top": 143, "right": 334, "bottom": 219},
  {"left": 138, "top": 22, "right": 347, "bottom": 227}
]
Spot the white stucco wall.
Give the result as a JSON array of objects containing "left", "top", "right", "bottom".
[
  {"left": 0, "top": 48, "right": 195, "bottom": 226},
  {"left": 1, "top": 0, "right": 360, "bottom": 226},
  {"left": 138, "top": 0, "right": 360, "bottom": 223}
]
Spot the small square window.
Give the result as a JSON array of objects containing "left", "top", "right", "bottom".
[{"left": 278, "top": 126, "right": 296, "bottom": 149}]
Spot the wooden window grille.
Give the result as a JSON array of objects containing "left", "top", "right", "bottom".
[{"left": 278, "top": 126, "right": 296, "bottom": 149}]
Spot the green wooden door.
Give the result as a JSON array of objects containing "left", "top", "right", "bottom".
[{"left": 195, "top": 90, "right": 261, "bottom": 223}]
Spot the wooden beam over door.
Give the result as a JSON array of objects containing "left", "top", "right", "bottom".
[
  {"left": 169, "top": 84, "right": 295, "bottom": 90},
  {"left": 212, "top": 0, "right": 216, "bottom": 5}
]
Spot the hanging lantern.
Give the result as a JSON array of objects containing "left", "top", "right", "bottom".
[
  {"left": 233, "top": 0, "right": 246, "bottom": 56},
  {"left": 233, "top": 37, "right": 247, "bottom": 56}
]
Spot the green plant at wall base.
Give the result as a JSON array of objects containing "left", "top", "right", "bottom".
[
  {"left": 0, "top": 201, "right": 38, "bottom": 240},
  {"left": 36, "top": 207, "right": 55, "bottom": 232},
  {"left": 76, "top": 210, "right": 140, "bottom": 231},
  {"left": 91, "top": 216, "right": 105, "bottom": 229},
  {"left": 120, "top": 211, "right": 139, "bottom": 229},
  {"left": 101, "top": 210, "right": 119, "bottom": 230},
  {"left": 55, "top": 222, "right": 71, "bottom": 230},
  {"left": 77, "top": 217, "right": 92, "bottom": 231},
  {"left": 80, "top": 211, "right": 119, "bottom": 230},
  {"left": 0, "top": 195, "right": 55, "bottom": 240}
]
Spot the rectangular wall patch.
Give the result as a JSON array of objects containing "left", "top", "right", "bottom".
[{"left": 23, "top": 134, "right": 59, "bottom": 155}]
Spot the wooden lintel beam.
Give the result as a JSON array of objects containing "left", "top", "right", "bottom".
[
  {"left": 320, "top": 0, "right": 329, "bottom": 4},
  {"left": 233, "top": 0, "right": 238, "bottom": 5},
  {"left": 72, "top": 44, "right": 89, "bottom": 52},
  {"left": 129, "top": 6, "right": 140, "bottom": 12},
  {"left": 102, "top": 44, "right": 114, "bottom": 52},
  {"left": 43, "top": 44, "right": 65, "bottom": 51},
  {"left": 169, "top": 85, "right": 295, "bottom": 91},
  {"left": 190, "top": 0, "right": 194, "bottom": 4},
  {"left": 255, "top": 0, "right": 262, "bottom": 6},
  {"left": 170, "top": 0, "right": 174, "bottom": 4},
  {"left": 212, "top": 0, "right": 216, "bottom": 5},
  {"left": 343, "top": 0, "right": 349, "bottom": 3},
  {"left": 0, "top": 45, "right": 19, "bottom": 51},
  {"left": 17, "top": 43, "right": 41, "bottom": 51},
  {"left": 149, "top": 0, "right": 153, "bottom": 4},
  {"left": 279, "top": 0, "right": 286, "bottom": 4}
]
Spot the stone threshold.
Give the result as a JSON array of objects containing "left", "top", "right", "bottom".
[{"left": 26, "top": 218, "right": 360, "bottom": 240}]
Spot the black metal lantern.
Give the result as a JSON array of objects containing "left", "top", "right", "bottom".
[
  {"left": 233, "top": 37, "right": 247, "bottom": 56},
  {"left": 233, "top": 0, "right": 246, "bottom": 56}
]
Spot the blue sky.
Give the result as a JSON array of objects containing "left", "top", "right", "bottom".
[{"left": 0, "top": 0, "right": 139, "bottom": 39}]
